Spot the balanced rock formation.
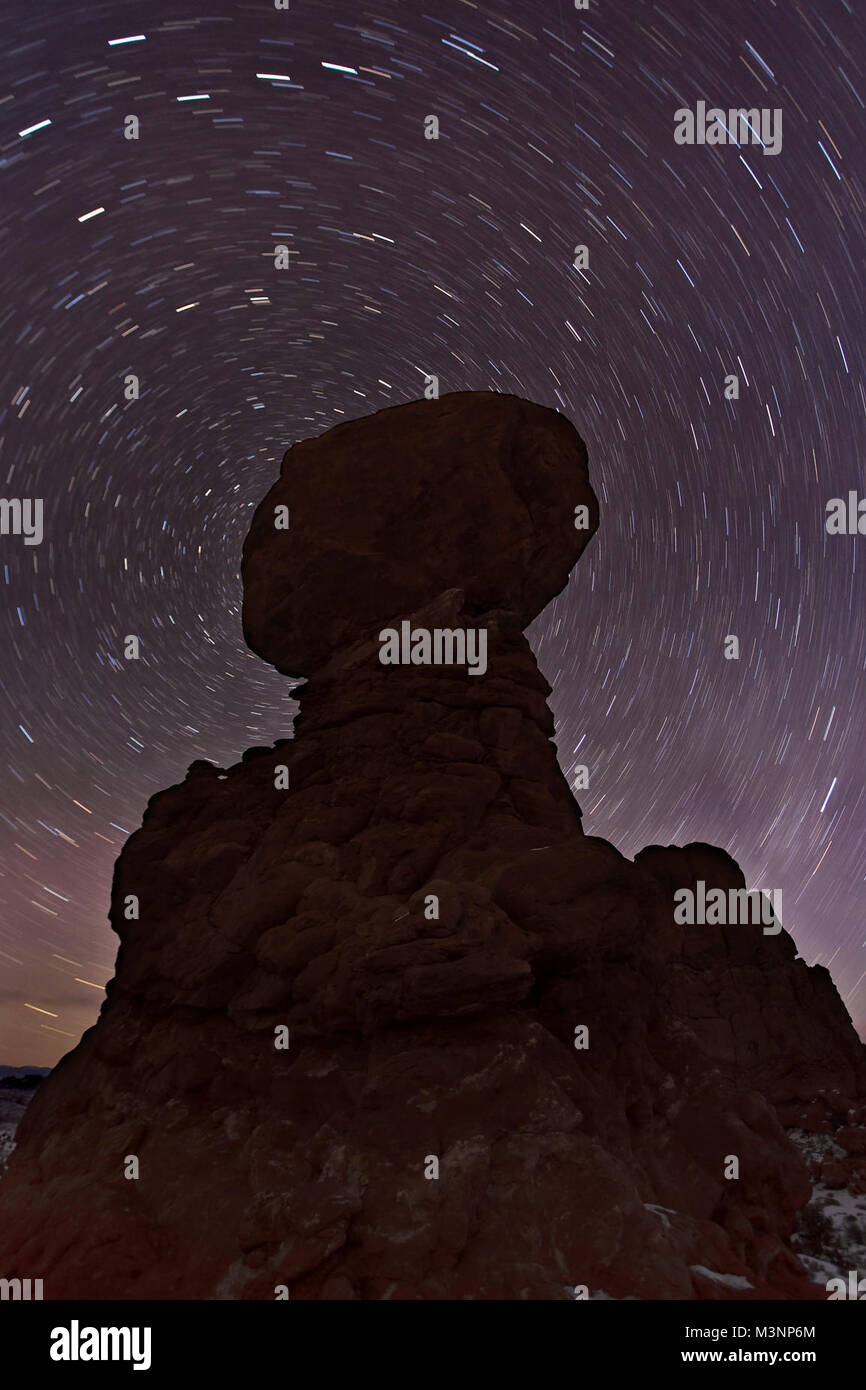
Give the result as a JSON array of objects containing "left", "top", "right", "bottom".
[{"left": 0, "top": 391, "right": 863, "bottom": 1301}]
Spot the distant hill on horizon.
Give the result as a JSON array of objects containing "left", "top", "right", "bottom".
[{"left": 0, "top": 1065, "right": 51, "bottom": 1079}]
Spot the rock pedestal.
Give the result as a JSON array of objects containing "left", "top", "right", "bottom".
[{"left": 0, "top": 392, "right": 862, "bottom": 1299}]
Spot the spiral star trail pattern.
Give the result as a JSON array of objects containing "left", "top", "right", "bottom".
[{"left": 0, "top": 0, "right": 863, "bottom": 1065}]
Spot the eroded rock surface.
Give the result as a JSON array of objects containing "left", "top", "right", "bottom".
[{"left": 0, "top": 391, "right": 862, "bottom": 1300}]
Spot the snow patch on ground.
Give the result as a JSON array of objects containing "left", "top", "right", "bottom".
[
  {"left": 644, "top": 1202, "right": 676, "bottom": 1228},
  {"left": 689, "top": 1265, "right": 754, "bottom": 1290},
  {"left": 0, "top": 1125, "right": 17, "bottom": 1177},
  {"left": 0, "top": 1081, "right": 42, "bottom": 1179},
  {"left": 788, "top": 1127, "right": 866, "bottom": 1290},
  {"left": 787, "top": 1127, "right": 845, "bottom": 1163}
]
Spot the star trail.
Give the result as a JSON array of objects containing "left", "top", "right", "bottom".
[{"left": 0, "top": 0, "right": 863, "bottom": 1064}]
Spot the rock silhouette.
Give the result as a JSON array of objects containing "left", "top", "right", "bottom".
[{"left": 0, "top": 391, "right": 863, "bottom": 1300}]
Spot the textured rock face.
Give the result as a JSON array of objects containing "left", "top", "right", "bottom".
[
  {"left": 242, "top": 390, "right": 598, "bottom": 678},
  {"left": 0, "top": 391, "right": 863, "bottom": 1301}
]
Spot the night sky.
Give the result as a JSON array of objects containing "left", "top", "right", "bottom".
[{"left": 1, "top": 0, "right": 863, "bottom": 1066}]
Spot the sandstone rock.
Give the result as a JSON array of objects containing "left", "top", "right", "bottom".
[
  {"left": 241, "top": 391, "right": 598, "bottom": 678},
  {"left": 819, "top": 1161, "right": 847, "bottom": 1190},
  {"left": 0, "top": 391, "right": 862, "bottom": 1301}
]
